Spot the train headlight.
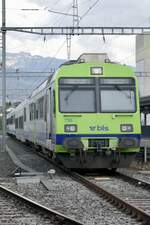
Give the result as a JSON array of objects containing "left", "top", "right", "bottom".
[
  {"left": 64, "top": 125, "right": 77, "bottom": 132},
  {"left": 90, "top": 67, "right": 103, "bottom": 75},
  {"left": 63, "top": 138, "right": 84, "bottom": 150},
  {"left": 118, "top": 138, "right": 139, "bottom": 148},
  {"left": 120, "top": 124, "right": 133, "bottom": 132}
]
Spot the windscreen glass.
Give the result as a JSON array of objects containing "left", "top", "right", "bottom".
[
  {"left": 101, "top": 89, "right": 135, "bottom": 112},
  {"left": 59, "top": 77, "right": 136, "bottom": 113},
  {"left": 100, "top": 78, "right": 136, "bottom": 112},
  {"left": 60, "top": 88, "right": 96, "bottom": 112}
]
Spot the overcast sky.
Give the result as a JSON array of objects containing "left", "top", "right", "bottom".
[{"left": 1, "top": 0, "right": 150, "bottom": 66}]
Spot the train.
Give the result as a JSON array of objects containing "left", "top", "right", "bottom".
[{"left": 7, "top": 53, "right": 141, "bottom": 169}]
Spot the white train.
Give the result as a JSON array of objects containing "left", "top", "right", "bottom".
[{"left": 7, "top": 77, "right": 53, "bottom": 151}]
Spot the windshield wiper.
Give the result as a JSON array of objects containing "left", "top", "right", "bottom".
[
  {"left": 65, "top": 86, "right": 78, "bottom": 103},
  {"left": 114, "top": 84, "right": 131, "bottom": 99}
]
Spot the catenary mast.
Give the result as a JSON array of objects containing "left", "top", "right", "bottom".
[
  {"left": 66, "top": 0, "right": 79, "bottom": 60},
  {"left": 1, "top": 0, "right": 6, "bottom": 151}
]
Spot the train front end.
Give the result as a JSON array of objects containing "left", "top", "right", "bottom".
[{"left": 53, "top": 54, "right": 141, "bottom": 169}]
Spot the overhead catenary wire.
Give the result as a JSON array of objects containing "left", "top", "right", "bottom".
[
  {"left": 47, "top": 9, "right": 75, "bottom": 17},
  {"left": 26, "top": 2, "right": 73, "bottom": 85},
  {"left": 29, "top": 39, "right": 66, "bottom": 90},
  {"left": 119, "top": 38, "right": 150, "bottom": 64},
  {"left": 22, "top": 2, "right": 72, "bottom": 85},
  {"left": 79, "top": 0, "right": 101, "bottom": 23},
  {"left": 22, "top": 2, "right": 71, "bottom": 90},
  {"left": 52, "top": 3, "right": 73, "bottom": 26},
  {"left": 20, "top": 5, "right": 75, "bottom": 17},
  {"left": 104, "top": 17, "right": 150, "bottom": 64}
]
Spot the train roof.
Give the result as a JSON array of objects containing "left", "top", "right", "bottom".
[
  {"left": 60, "top": 53, "right": 111, "bottom": 67},
  {"left": 30, "top": 74, "right": 53, "bottom": 98},
  {"left": 77, "top": 53, "right": 110, "bottom": 63}
]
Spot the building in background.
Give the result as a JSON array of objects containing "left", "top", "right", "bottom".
[
  {"left": 136, "top": 33, "right": 150, "bottom": 97},
  {"left": 136, "top": 33, "right": 150, "bottom": 125}
]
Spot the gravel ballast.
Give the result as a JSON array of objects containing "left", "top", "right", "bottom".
[
  {"left": 0, "top": 137, "right": 144, "bottom": 224},
  {"left": 2, "top": 176, "right": 141, "bottom": 225}
]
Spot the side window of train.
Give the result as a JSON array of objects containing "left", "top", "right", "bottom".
[
  {"left": 29, "top": 105, "right": 31, "bottom": 120},
  {"left": 13, "top": 115, "right": 15, "bottom": 124},
  {"left": 24, "top": 108, "right": 26, "bottom": 122},
  {"left": 19, "top": 116, "right": 24, "bottom": 129},
  {"left": 53, "top": 90, "right": 56, "bottom": 116},
  {"left": 35, "top": 102, "right": 38, "bottom": 119},
  {"left": 29, "top": 104, "right": 32, "bottom": 120},
  {"left": 29, "top": 103, "right": 36, "bottom": 120},
  {"left": 15, "top": 118, "right": 18, "bottom": 129},
  {"left": 38, "top": 97, "right": 44, "bottom": 119},
  {"left": 44, "top": 94, "right": 47, "bottom": 121}
]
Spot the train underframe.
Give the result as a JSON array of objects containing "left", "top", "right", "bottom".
[
  {"left": 7, "top": 133, "right": 139, "bottom": 169},
  {"left": 55, "top": 136, "right": 139, "bottom": 169},
  {"left": 55, "top": 151, "right": 136, "bottom": 169}
]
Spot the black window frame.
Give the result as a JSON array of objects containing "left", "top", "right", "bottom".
[
  {"left": 59, "top": 77, "right": 97, "bottom": 113},
  {"left": 58, "top": 77, "right": 137, "bottom": 114}
]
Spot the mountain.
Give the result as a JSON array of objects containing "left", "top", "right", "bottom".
[
  {"left": 6, "top": 52, "right": 65, "bottom": 72},
  {"left": 0, "top": 52, "right": 65, "bottom": 103}
]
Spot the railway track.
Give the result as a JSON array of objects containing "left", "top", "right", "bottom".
[
  {"left": 29, "top": 146, "right": 150, "bottom": 224},
  {"left": 0, "top": 184, "right": 83, "bottom": 225},
  {"left": 116, "top": 170, "right": 150, "bottom": 189},
  {"left": 67, "top": 170, "right": 150, "bottom": 225},
  {"left": 5, "top": 139, "right": 149, "bottom": 224}
]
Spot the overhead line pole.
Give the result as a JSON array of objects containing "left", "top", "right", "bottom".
[
  {"left": 66, "top": 0, "right": 79, "bottom": 60},
  {"left": 1, "top": 0, "right": 6, "bottom": 152}
]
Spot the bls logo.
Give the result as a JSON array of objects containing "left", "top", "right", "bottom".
[{"left": 89, "top": 125, "right": 109, "bottom": 132}]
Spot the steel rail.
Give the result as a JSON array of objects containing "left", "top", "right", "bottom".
[
  {"left": 115, "top": 171, "right": 150, "bottom": 190},
  {"left": 0, "top": 185, "right": 83, "bottom": 225},
  {"left": 66, "top": 171, "right": 150, "bottom": 224}
]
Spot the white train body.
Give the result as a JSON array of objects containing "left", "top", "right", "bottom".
[{"left": 7, "top": 78, "right": 53, "bottom": 150}]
